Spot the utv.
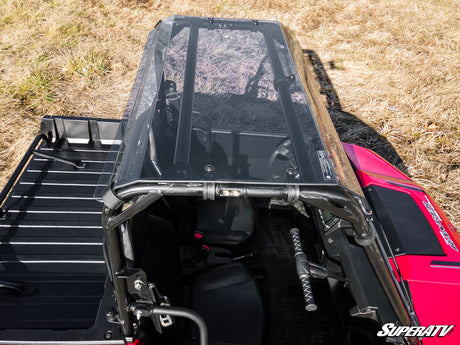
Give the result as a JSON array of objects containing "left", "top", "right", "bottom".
[{"left": 1, "top": 15, "right": 459, "bottom": 345}]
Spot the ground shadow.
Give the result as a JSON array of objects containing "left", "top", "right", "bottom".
[{"left": 303, "top": 49, "right": 408, "bottom": 174}]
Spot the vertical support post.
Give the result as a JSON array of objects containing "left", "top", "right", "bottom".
[
  {"left": 102, "top": 206, "right": 134, "bottom": 338},
  {"left": 263, "top": 28, "right": 314, "bottom": 181},
  {"left": 174, "top": 24, "right": 199, "bottom": 165}
]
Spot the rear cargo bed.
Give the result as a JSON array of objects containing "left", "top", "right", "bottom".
[{"left": 0, "top": 116, "right": 123, "bottom": 344}]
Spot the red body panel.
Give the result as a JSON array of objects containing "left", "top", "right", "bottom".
[
  {"left": 343, "top": 143, "right": 460, "bottom": 345},
  {"left": 126, "top": 339, "right": 144, "bottom": 345}
]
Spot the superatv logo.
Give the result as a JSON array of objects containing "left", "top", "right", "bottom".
[
  {"left": 423, "top": 196, "right": 458, "bottom": 252},
  {"left": 377, "top": 323, "right": 454, "bottom": 337}
]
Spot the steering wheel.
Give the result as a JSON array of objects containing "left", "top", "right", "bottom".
[{"left": 265, "top": 138, "right": 299, "bottom": 181}]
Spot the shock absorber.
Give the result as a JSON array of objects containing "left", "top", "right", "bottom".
[{"left": 290, "top": 227, "right": 317, "bottom": 311}]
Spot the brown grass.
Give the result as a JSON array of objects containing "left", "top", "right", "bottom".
[{"left": 0, "top": 0, "right": 459, "bottom": 228}]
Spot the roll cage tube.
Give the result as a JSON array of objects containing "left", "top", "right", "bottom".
[
  {"left": 103, "top": 183, "right": 417, "bottom": 334},
  {"left": 173, "top": 24, "right": 198, "bottom": 166},
  {"left": 102, "top": 205, "right": 134, "bottom": 339},
  {"left": 102, "top": 191, "right": 210, "bottom": 344}
]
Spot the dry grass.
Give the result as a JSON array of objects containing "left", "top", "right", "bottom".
[{"left": 0, "top": 0, "right": 458, "bottom": 228}]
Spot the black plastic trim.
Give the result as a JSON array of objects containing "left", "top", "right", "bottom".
[
  {"left": 364, "top": 185, "right": 444, "bottom": 256},
  {"left": 431, "top": 260, "right": 460, "bottom": 267}
]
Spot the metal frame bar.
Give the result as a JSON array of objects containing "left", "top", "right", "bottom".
[
  {"left": 102, "top": 207, "right": 133, "bottom": 338},
  {"left": 263, "top": 29, "right": 314, "bottom": 181},
  {"left": 173, "top": 24, "right": 199, "bottom": 165},
  {"left": 0, "top": 134, "right": 42, "bottom": 215}
]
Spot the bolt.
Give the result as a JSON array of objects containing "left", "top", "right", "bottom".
[
  {"left": 205, "top": 164, "right": 215, "bottom": 172},
  {"left": 328, "top": 238, "right": 333, "bottom": 244},
  {"left": 134, "top": 279, "right": 143, "bottom": 291},
  {"left": 104, "top": 331, "right": 112, "bottom": 340},
  {"left": 286, "top": 167, "right": 296, "bottom": 176},
  {"left": 135, "top": 310, "right": 143, "bottom": 321}
]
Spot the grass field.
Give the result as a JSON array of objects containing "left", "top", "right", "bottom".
[{"left": 0, "top": 0, "right": 458, "bottom": 229}]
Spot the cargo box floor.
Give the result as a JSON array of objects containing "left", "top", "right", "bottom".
[{"left": 0, "top": 118, "right": 123, "bottom": 344}]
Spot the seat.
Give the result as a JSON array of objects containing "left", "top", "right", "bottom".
[
  {"left": 195, "top": 198, "right": 255, "bottom": 248},
  {"left": 131, "top": 213, "right": 184, "bottom": 306},
  {"left": 191, "top": 263, "right": 264, "bottom": 345},
  {"left": 131, "top": 212, "right": 264, "bottom": 345}
]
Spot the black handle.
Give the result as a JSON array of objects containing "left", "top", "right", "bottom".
[{"left": 290, "top": 228, "right": 317, "bottom": 311}]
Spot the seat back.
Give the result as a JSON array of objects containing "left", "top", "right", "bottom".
[
  {"left": 130, "top": 212, "right": 184, "bottom": 306},
  {"left": 195, "top": 198, "right": 255, "bottom": 248}
]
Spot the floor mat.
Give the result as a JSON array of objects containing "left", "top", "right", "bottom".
[{"left": 255, "top": 209, "right": 343, "bottom": 345}]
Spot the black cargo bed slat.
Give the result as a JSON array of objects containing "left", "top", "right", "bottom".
[
  {"left": 0, "top": 243, "right": 102, "bottom": 256},
  {"left": 25, "top": 169, "right": 110, "bottom": 176},
  {"left": 0, "top": 261, "right": 107, "bottom": 274},
  {"left": 0, "top": 227, "right": 103, "bottom": 238},
  {"left": 19, "top": 171, "right": 104, "bottom": 183},
  {"left": 0, "top": 254, "right": 104, "bottom": 262},
  {"left": 0, "top": 295, "right": 104, "bottom": 304},
  {"left": 3, "top": 197, "right": 102, "bottom": 211},
  {"left": 4, "top": 206, "right": 101, "bottom": 214},
  {"left": 13, "top": 183, "right": 99, "bottom": 194},
  {"left": 3, "top": 201, "right": 102, "bottom": 214},
  {"left": 4, "top": 211, "right": 101, "bottom": 223},
  {"left": 0, "top": 272, "right": 106, "bottom": 281},
  {"left": 10, "top": 192, "right": 99, "bottom": 200},
  {"left": 0, "top": 272, "right": 106, "bottom": 280},
  {"left": 0, "top": 220, "right": 102, "bottom": 228},
  {"left": 0, "top": 236, "right": 102, "bottom": 244}
]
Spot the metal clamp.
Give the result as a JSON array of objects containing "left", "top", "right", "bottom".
[{"left": 203, "top": 182, "right": 216, "bottom": 200}]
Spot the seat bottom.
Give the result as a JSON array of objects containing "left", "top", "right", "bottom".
[{"left": 191, "top": 263, "right": 264, "bottom": 345}]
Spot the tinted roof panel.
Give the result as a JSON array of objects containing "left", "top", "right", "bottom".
[{"left": 113, "top": 15, "right": 338, "bottom": 188}]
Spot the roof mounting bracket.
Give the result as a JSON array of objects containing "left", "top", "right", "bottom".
[
  {"left": 102, "top": 186, "right": 125, "bottom": 211},
  {"left": 203, "top": 183, "right": 216, "bottom": 200},
  {"left": 287, "top": 185, "right": 300, "bottom": 203}
]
